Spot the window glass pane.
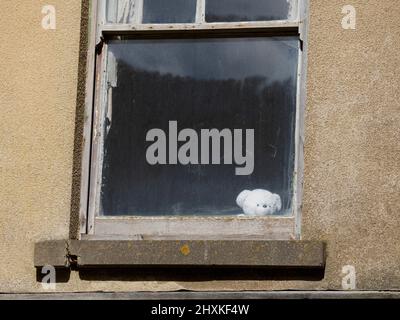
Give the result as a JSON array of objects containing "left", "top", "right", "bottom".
[
  {"left": 206, "top": 0, "right": 297, "bottom": 22},
  {"left": 143, "top": 0, "right": 197, "bottom": 24},
  {"left": 101, "top": 36, "right": 299, "bottom": 217},
  {"left": 105, "top": 0, "right": 136, "bottom": 24}
]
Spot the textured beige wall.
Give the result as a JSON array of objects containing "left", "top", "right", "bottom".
[
  {"left": 0, "top": 0, "right": 399, "bottom": 293},
  {"left": 0, "top": 1, "right": 81, "bottom": 292}
]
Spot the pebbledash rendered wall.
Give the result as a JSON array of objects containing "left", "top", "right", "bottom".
[{"left": 0, "top": 0, "right": 399, "bottom": 293}]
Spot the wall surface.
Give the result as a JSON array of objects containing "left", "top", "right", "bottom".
[{"left": 0, "top": 0, "right": 399, "bottom": 293}]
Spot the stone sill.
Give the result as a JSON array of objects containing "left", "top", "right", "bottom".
[{"left": 34, "top": 240, "right": 325, "bottom": 269}]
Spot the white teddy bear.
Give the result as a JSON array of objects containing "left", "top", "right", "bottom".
[{"left": 236, "top": 189, "right": 282, "bottom": 216}]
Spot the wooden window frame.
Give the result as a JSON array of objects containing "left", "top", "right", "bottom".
[{"left": 78, "top": 0, "right": 309, "bottom": 241}]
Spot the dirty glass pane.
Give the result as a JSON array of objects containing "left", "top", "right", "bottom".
[
  {"left": 206, "top": 0, "right": 297, "bottom": 22},
  {"left": 105, "top": 0, "right": 136, "bottom": 24},
  {"left": 100, "top": 36, "right": 299, "bottom": 217},
  {"left": 143, "top": 0, "right": 197, "bottom": 24}
]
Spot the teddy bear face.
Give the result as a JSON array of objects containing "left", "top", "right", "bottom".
[{"left": 236, "top": 189, "right": 282, "bottom": 216}]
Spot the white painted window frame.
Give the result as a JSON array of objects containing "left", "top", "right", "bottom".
[{"left": 79, "top": 0, "right": 309, "bottom": 241}]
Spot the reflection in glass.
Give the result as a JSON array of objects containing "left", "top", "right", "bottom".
[
  {"left": 143, "top": 0, "right": 197, "bottom": 24},
  {"left": 206, "top": 0, "right": 296, "bottom": 22},
  {"left": 106, "top": 0, "right": 136, "bottom": 24},
  {"left": 101, "top": 37, "right": 299, "bottom": 217}
]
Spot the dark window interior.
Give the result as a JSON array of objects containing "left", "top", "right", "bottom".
[
  {"left": 206, "top": 0, "right": 293, "bottom": 22},
  {"left": 100, "top": 36, "right": 299, "bottom": 216},
  {"left": 143, "top": 0, "right": 197, "bottom": 24}
]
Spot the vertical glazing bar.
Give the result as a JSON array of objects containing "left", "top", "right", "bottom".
[{"left": 196, "top": 0, "right": 206, "bottom": 24}]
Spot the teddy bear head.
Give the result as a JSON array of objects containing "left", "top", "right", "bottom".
[{"left": 236, "top": 189, "right": 282, "bottom": 216}]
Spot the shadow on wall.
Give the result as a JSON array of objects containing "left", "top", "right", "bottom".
[{"left": 37, "top": 267, "right": 325, "bottom": 283}]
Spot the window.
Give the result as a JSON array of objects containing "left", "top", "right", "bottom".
[{"left": 82, "top": 0, "right": 308, "bottom": 240}]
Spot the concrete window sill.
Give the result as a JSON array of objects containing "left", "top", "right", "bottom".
[{"left": 34, "top": 240, "right": 325, "bottom": 269}]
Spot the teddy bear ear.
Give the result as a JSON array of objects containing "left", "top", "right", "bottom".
[
  {"left": 273, "top": 193, "right": 282, "bottom": 211},
  {"left": 236, "top": 190, "right": 251, "bottom": 208}
]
